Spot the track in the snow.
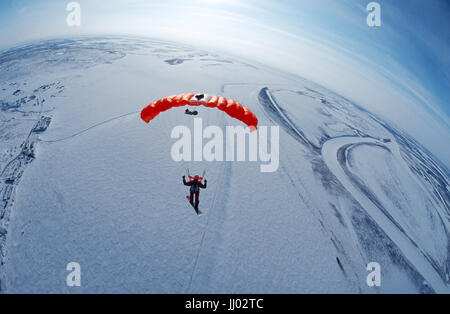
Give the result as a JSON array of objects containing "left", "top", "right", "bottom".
[
  {"left": 41, "top": 111, "right": 139, "bottom": 143},
  {"left": 322, "top": 136, "right": 448, "bottom": 293}
]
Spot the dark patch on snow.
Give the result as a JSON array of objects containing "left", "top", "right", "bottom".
[
  {"left": 320, "top": 98, "right": 332, "bottom": 106},
  {"left": 165, "top": 58, "right": 187, "bottom": 65},
  {"left": 34, "top": 84, "right": 52, "bottom": 93},
  {"left": 311, "top": 157, "right": 346, "bottom": 195},
  {"left": 330, "top": 203, "right": 347, "bottom": 228},
  {"left": 336, "top": 257, "right": 346, "bottom": 275},
  {"left": 32, "top": 116, "right": 51, "bottom": 133},
  {"left": 12, "top": 89, "right": 23, "bottom": 96},
  {"left": 1, "top": 100, "right": 21, "bottom": 110}
]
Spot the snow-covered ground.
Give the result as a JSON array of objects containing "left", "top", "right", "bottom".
[{"left": 0, "top": 37, "right": 448, "bottom": 293}]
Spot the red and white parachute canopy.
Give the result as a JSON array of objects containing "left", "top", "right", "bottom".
[{"left": 140, "top": 93, "right": 258, "bottom": 131}]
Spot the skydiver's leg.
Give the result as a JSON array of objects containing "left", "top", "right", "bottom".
[
  {"left": 194, "top": 192, "right": 199, "bottom": 209},
  {"left": 189, "top": 193, "right": 194, "bottom": 204}
]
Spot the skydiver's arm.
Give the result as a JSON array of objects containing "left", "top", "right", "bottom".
[
  {"left": 183, "top": 178, "right": 193, "bottom": 186},
  {"left": 200, "top": 180, "right": 207, "bottom": 189}
]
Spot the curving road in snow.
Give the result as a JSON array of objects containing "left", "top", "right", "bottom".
[{"left": 322, "top": 136, "right": 449, "bottom": 293}]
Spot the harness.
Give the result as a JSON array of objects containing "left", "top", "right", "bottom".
[{"left": 190, "top": 181, "right": 200, "bottom": 194}]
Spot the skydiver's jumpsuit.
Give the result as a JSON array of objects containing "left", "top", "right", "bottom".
[{"left": 183, "top": 178, "right": 207, "bottom": 208}]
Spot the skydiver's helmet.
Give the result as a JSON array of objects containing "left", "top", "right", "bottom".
[{"left": 185, "top": 108, "right": 189, "bottom": 113}]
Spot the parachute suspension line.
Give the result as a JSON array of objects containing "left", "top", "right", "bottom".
[
  {"left": 186, "top": 169, "right": 206, "bottom": 181},
  {"left": 201, "top": 169, "right": 206, "bottom": 181}
]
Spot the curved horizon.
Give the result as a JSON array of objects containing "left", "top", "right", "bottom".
[{"left": 0, "top": 0, "right": 449, "bottom": 165}]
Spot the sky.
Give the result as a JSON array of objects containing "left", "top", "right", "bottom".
[{"left": 0, "top": 0, "right": 449, "bottom": 165}]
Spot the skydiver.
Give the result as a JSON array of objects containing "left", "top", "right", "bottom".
[{"left": 183, "top": 175, "right": 207, "bottom": 212}]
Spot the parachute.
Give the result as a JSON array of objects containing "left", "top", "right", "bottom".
[{"left": 140, "top": 93, "right": 258, "bottom": 131}]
